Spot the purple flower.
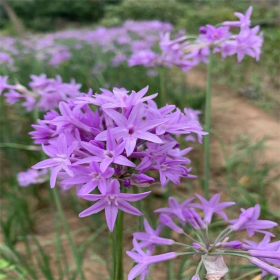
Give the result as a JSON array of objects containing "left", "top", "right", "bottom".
[
  {"left": 191, "top": 276, "right": 200, "bottom": 280},
  {"left": 79, "top": 179, "right": 150, "bottom": 231},
  {"left": 29, "top": 74, "right": 50, "bottom": 89},
  {"left": 128, "top": 50, "right": 159, "bottom": 67},
  {"left": 223, "top": 26, "right": 263, "bottom": 62},
  {"left": 190, "top": 194, "right": 235, "bottom": 224},
  {"left": 96, "top": 104, "right": 164, "bottom": 156},
  {"left": 32, "top": 134, "right": 77, "bottom": 188},
  {"left": 61, "top": 162, "right": 114, "bottom": 195},
  {"left": 126, "top": 238, "right": 177, "bottom": 280},
  {"left": 230, "top": 204, "right": 278, "bottom": 237},
  {"left": 223, "top": 6, "right": 253, "bottom": 28},
  {"left": 0, "top": 76, "right": 15, "bottom": 95},
  {"left": 250, "top": 257, "right": 280, "bottom": 278},
  {"left": 133, "top": 219, "right": 174, "bottom": 253},
  {"left": 17, "top": 169, "right": 47, "bottom": 187},
  {"left": 154, "top": 156, "right": 195, "bottom": 187},
  {"left": 199, "top": 25, "right": 231, "bottom": 43},
  {"left": 182, "top": 208, "right": 206, "bottom": 230},
  {"left": 154, "top": 196, "right": 195, "bottom": 224},
  {"left": 75, "top": 128, "right": 135, "bottom": 172},
  {"left": 243, "top": 235, "right": 280, "bottom": 252},
  {"left": 243, "top": 235, "right": 280, "bottom": 268},
  {"left": 134, "top": 141, "right": 177, "bottom": 171}
]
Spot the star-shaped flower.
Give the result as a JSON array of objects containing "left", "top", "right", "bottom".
[
  {"left": 32, "top": 134, "right": 77, "bottom": 188},
  {"left": 190, "top": 194, "right": 235, "bottom": 224},
  {"left": 154, "top": 197, "right": 195, "bottom": 224},
  {"left": 126, "top": 238, "right": 177, "bottom": 280},
  {"left": 61, "top": 161, "right": 114, "bottom": 195},
  {"left": 133, "top": 219, "right": 174, "bottom": 254},
  {"left": 75, "top": 128, "right": 135, "bottom": 172},
  {"left": 79, "top": 179, "right": 151, "bottom": 231},
  {"left": 95, "top": 104, "right": 164, "bottom": 156},
  {"left": 230, "top": 204, "right": 278, "bottom": 237}
]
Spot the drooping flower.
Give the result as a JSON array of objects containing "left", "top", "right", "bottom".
[
  {"left": 133, "top": 219, "right": 174, "bottom": 253},
  {"left": 126, "top": 238, "right": 177, "bottom": 280}
]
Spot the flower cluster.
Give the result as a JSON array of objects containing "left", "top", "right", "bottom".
[
  {"left": 0, "top": 74, "right": 81, "bottom": 111},
  {"left": 30, "top": 86, "right": 206, "bottom": 231},
  {"left": 129, "top": 6, "right": 263, "bottom": 72},
  {"left": 0, "top": 20, "right": 173, "bottom": 71},
  {"left": 127, "top": 194, "right": 279, "bottom": 279}
]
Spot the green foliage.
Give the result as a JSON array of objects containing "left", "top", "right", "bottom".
[
  {"left": 103, "top": 0, "right": 186, "bottom": 25},
  {"left": 1, "top": 0, "right": 120, "bottom": 32}
]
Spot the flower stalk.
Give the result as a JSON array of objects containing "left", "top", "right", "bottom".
[{"left": 204, "top": 51, "right": 212, "bottom": 199}]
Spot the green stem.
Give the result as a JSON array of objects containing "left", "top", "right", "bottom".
[
  {"left": 52, "top": 188, "right": 85, "bottom": 280},
  {"left": 213, "top": 226, "right": 231, "bottom": 245},
  {"left": 182, "top": 231, "right": 200, "bottom": 244},
  {"left": 109, "top": 230, "right": 116, "bottom": 280},
  {"left": 195, "top": 254, "right": 208, "bottom": 276},
  {"left": 115, "top": 211, "right": 124, "bottom": 280},
  {"left": 234, "top": 269, "right": 261, "bottom": 280},
  {"left": 204, "top": 52, "right": 212, "bottom": 199},
  {"left": 210, "top": 252, "right": 250, "bottom": 259},
  {"left": 159, "top": 67, "right": 167, "bottom": 106},
  {"left": 0, "top": 143, "right": 40, "bottom": 151}
]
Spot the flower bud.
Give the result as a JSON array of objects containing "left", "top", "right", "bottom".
[{"left": 159, "top": 214, "right": 183, "bottom": 233}]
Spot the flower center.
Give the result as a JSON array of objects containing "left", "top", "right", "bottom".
[
  {"left": 128, "top": 126, "right": 135, "bottom": 135},
  {"left": 55, "top": 154, "right": 67, "bottom": 162},
  {"left": 107, "top": 195, "right": 118, "bottom": 206},
  {"left": 104, "top": 150, "right": 114, "bottom": 158},
  {"left": 161, "top": 164, "right": 169, "bottom": 171},
  {"left": 90, "top": 172, "right": 101, "bottom": 181}
]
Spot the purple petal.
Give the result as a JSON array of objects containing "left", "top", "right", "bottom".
[
  {"left": 105, "top": 205, "right": 118, "bottom": 232},
  {"left": 114, "top": 155, "right": 136, "bottom": 167},
  {"left": 133, "top": 131, "right": 162, "bottom": 144},
  {"left": 104, "top": 109, "right": 127, "bottom": 127},
  {"left": 118, "top": 191, "right": 151, "bottom": 202},
  {"left": 118, "top": 200, "right": 142, "bottom": 216},
  {"left": 79, "top": 200, "right": 107, "bottom": 217},
  {"left": 106, "top": 127, "right": 116, "bottom": 151},
  {"left": 128, "top": 263, "right": 147, "bottom": 280},
  {"left": 81, "top": 142, "right": 104, "bottom": 157},
  {"left": 79, "top": 181, "right": 98, "bottom": 194},
  {"left": 78, "top": 193, "right": 105, "bottom": 201},
  {"left": 32, "top": 159, "right": 58, "bottom": 169},
  {"left": 125, "top": 137, "right": 137, "bottom": 156},
  {"left": 50, "top": 166, "right": 61, "bottom": 188},
  {"left": 100, "top": 158, "right": 113, "bottom": 172}
]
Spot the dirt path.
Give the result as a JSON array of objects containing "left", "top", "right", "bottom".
[{"left": 187, "top": 70, "right": 280, "bottom": 169}]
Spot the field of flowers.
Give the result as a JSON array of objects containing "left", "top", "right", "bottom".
[{"left": 0, "top": 2, "right": 279, "bottom": 280}]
